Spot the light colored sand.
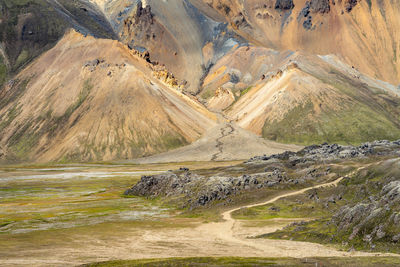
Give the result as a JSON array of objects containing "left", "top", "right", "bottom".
[{"left": 129, "top": 121, "right": 302, "bottom": 164}]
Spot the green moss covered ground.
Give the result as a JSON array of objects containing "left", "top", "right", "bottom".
[
  {"left": 262, "top": 67, "right": 400, "bottom": 145},
  {"left": 83, "top": 256, "right": 400, "bottom": 267},
  {"left": 254, "top": 159, "right": 400, "bottom": 254}
]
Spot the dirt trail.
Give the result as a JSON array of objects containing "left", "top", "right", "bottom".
[
  {"left": 196, "top": 170, "right": 396, "bottom": 258},
  {"left": 2, "top": 168, "right": 398, "bottom": 266},
  {"left": 198, "top": 177, "right": 344, "bottom": 248}
]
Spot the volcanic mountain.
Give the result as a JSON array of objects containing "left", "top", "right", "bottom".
[
  {"left": 1, "top": 0, "right": 400, "bottom": 163},
  {"left": 203, "top": 46, "right": 400, "bottom": 144},
  {"left": 0, "top": 30, "right": 216, "bottom": 162},
  {"left": 202, "top": 0, "right": 400, "bottom": 85}
]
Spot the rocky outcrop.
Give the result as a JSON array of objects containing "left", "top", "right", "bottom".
[
  {"left": 298, "top": 0, "right": 330, "bottom": 30},
  {"left": 310, "top": 0, "right": 331, "bottom": 14},
  {"left": 120, "top": 1, "right": 157, "bottom": 55},
  {"left": 134, "top": 1, "right": 154, "bottom": 25},
  {"left": 232, "top": 12, "right": 250, "bottom": 29},
  {"left": 345, "top": 0, "right": 359, "bottom": 12},
  {"left": 126, "top": 42, "right": 188, "bottom": 90},
  {"left": 125, "top": 140, "right": 400, "bottom": 208},
  {"left": 248, "top": 140, "right": 400, "bottom": 163},
  {"left": 122, "top": 1, "right": 154, "bottom": 37},
  {"left": 332, "top": 179, "right": 400, "bottom": 246},
  {"left": 275, "top": 0, "right": 295, "bottom": 11},
  {"left": 251, "top": 141, "right": 400, "bottom": 252},
  {"left": 207, "top": 87, "right": 235, "bottom": 111},
  {"left": 152, "top": 67, "right": 188, "bottom": 90},
  {"left": 125, "top": 167, "right": 310, "bottom": 208}
]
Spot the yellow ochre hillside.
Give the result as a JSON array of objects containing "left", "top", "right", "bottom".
[{"left": 0, "top": 30, "right": 216, "bottom": 162}]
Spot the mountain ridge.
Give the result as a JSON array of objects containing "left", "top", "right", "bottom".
[
  {"left": 1, "top": 0, "right": 400, "bottom": 163},
  {"left": 0, "top": 30, "right": 217, "bottom": 163}
]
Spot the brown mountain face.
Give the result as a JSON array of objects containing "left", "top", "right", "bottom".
[
  {"left": 1, "top": 0, "right": 400, "bottom": 163},
  {"left": 0, "top": 30, "right": 216, "bottom": 163},
  {"left": 202, "top": 0, "right": 400, "bottom": 85}
]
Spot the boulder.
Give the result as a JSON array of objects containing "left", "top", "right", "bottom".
[
  {"left": 310, "top": 0, "right": 331, "bottom": 13},
  {"left": 275, "top": 0, "right": 295, "bottom": 10}
]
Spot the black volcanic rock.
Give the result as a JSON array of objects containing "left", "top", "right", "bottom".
[
  {"left": 299, "top": 2, "right": 311, "bottom": 18},
  {"left": 125, "top": 140, "right": 400, "bottom": 209},
  {"left": 232, "top": 12, "right": 250, "bottom": 28},
  {"left": 249, "top": 140, "right": 400, "bottom": 162},
  {"left": 298, "top": 0, "right": 330, "bottom": 30},
  {"left": 303, "top": 16, "right": 313, "bottom": 29},
  {"left": 332, "top": 180, "right": 400, "bottom": 246},
  {"left": 275, "top": 0, "right": 295, "bottom": 10},
  {"left": 310, "top": 0, "right": 331, "bottom": 13},
  {"left": 345, "top": 0, "right": 359, "bottom": 12},
  {"left": 134, "top": 1, "right": 154, "bottom": 25}
]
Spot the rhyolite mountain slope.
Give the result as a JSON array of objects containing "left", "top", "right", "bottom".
[
  {"left": 1, "top": 0, "right": 400, "bottom": 163},
  {"left": 203, "top": 46, "right": 400, "bottom": 145},
  {"left": 91, "top": 0, "right": 400, "bottom": 87},
  {"left": 0, "top": 30, "right": 216, "bottom": 162},
  {"left": 92, "top": 0, "right": 246, "bottom": 93},
  {"left": 201, "top": 0, "right": 400, "bottom": 85},
  {"left": 89, "top": 0, "right": 400, "bottom": 146}
]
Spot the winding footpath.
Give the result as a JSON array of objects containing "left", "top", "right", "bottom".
[
  {"left": 197, "top": 171, "right": 398, "bottom": 258},
  {"left": 2, "top": 168, "right": 399, "bottom": 266}
]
